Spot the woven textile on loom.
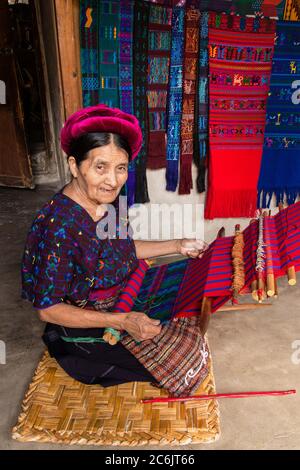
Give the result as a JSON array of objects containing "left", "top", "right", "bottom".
[
  {"left": 146, "top": 3, "right": 172, "bottom": 169},
  {"left": 258, "top": 21, "right": 300, "bottom": 207},
  {"left": 205, "top": 12, "right": 276, "bottom": 219}
]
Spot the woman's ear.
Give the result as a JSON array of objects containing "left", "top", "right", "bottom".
[{"left": 67, "top": 156, "right": 79, "bottom": 178}]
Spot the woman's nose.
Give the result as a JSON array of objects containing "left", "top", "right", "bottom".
[{"left": 105, "top": 171, "right": 118, "bottom": 187}]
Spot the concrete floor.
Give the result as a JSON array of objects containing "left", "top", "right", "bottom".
[{"left": 0, "top": 185, "right": 300, "bottom": 450}]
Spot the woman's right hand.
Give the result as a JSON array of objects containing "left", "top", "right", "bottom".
[{"left": 123, "top": 311, "right": 162, "bottom": 342}]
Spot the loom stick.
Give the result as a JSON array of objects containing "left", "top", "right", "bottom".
[
  {"left": 199, "top": 297, "right": 211, "bottom": 335},
  {"left": 249, "top": 219, "right": 259, "bottom": 301},
  {"left": 274, "top": 277, "right": 279, "bottom": 298},
  {"left": 141, "top": 389, "right": 296, "bottom": 404},
  {"left": 256, "top": 212, "right": 267, "bottom": 303},
  {"left": 278, "top": 204, "right": 297, "bottom": 286},
  {"left": 219, "top": 303, "right": 272, "bottom": 312},
  {"left": 263, "top": 212, "right": 275, "bottom": 297}
]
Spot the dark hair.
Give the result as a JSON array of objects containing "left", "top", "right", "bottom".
[{"left": 68, "top": 132, "right": 132, "bottom": 166}]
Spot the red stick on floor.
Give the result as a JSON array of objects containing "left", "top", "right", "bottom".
[{"left": 141, "top": 389, "right": 296, "bottom": 404}]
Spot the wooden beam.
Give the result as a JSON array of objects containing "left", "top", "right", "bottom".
[
  {"left": 218, "top": 303, "right": 272, "bottom": 312},
  {"left": 54, "top": 0, "right": 82, "bottom": 119}
]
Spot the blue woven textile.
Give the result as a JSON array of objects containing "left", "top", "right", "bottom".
[
  {"left": 166, "top": 6, "right": 185, "bottom": 192},
  {"left": 258, "top": 21, "right": 300, "bottom": 207}
]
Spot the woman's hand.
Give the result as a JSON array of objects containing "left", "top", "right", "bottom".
[
  {"left": 123, "top": 312, "right": 162, "bottom": 342},
  {"left": 177, "top": 238, "right": 208, "bottom": 259}
]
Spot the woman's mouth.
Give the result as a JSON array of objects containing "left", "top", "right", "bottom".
[{"left": 99, "top": 188, "right": 115, "bottom": 193}]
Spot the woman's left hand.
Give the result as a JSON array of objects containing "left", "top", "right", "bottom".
[{"left": 177, "top": 238, "right": 208, "bottom": 259}]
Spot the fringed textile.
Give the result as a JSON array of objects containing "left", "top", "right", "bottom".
[
  {"left": 179, "top": 4, "right": 200, "bottom": 194},
  {"left": 258, "top": 21, "right": 300, "bottom": 207},
  {"left": 194, "top": 11, "right": 209, "bottom": 193},
  {"left": 98, "top": 1, "right": 120, "bottom": 107},
  {"left": 80, "top": 0, "right": 100, "bottom": 107},
  {"left": 205, "top": 12, "right": 275, "bottom": 219},
  {"left": 165, "top": 6, "right": 185, "bottom": 191},
  {"left": 119, "top": 0, "right": 135, "bottom": 207},
  {"left": 133, "top": 0, "right": 150, "bottom": 203},
  {"left": 146, "top": 3, "right": 172, "bottom": 169}
]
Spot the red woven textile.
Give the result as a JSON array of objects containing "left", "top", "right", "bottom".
[
  {"left": 146, "top": 3, "right": 172, "bottom": 169},
  {"left": 178, "top": 5, "right": 200, "bottom": 194},
  {"left": 205, "top": 13, "right": 276, "bottom": 219}
]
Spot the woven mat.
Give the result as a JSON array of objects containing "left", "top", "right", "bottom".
[{"left": 12, "top": 350, "right": 220, "bottom": 446}]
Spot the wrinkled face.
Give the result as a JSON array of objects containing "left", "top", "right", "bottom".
[{"left": 69, "top": 142, "right": 129, "bottom": 204}]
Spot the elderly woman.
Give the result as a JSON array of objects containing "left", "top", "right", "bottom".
[{"left": 21, "top": 104, "right": 207, "bottom": 394}]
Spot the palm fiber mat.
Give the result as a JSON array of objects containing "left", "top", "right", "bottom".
[{"left": 12, "top": 349, "right": 220, "bottom": 446}]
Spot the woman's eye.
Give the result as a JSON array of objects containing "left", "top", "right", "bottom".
[
  {"left": 118, "top": 166, "right": 127, "bottom": 172},
  {"left": 97, "top": 166, "right": 104, "bottom": 171}
]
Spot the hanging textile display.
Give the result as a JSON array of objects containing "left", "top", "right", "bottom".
[
  {"left": 283, "top": 0, "right": 300, "bottom": 20},
  {"left": 146, "top": 3, "right": 172, "bottom": 169},
  {"left": 119, "top": 0, "right": 135, "bottom": 207},
  {"left": 133, "top": 0, "right": 150, "bottom": 203},
  {"left": 80, "top": 0, "right": 100, "bottom": 107},
  {"left": 80, "top": 0, "right": 120, "bottom": 108},
  {"left": 258, "top": 21, "right": 300, "bottom": 207},
  {"left": 205, "top": 12, "right": 276, "bottom": 219},
  {"left": 98, "top": 1, "right": 120, "bottom": 107},
  {"left": 194, "top": 10, "right": 209, "bottom": 194},
  {"left": 165, "top": 5, "right": 185, "bottom": 191},
  {"left": 179, "top": 4, "right": 200, "bottom": 195}
]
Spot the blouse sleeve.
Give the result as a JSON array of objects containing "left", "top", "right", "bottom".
[{"left": 21, "top": 218, "right": 75, "bottom": 309}]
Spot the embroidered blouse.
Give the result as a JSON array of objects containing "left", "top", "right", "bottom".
[{"left": 21, "top": 190, "right": 139, "bottom": 310}]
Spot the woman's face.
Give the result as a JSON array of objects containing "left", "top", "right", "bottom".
[{"left": 69, "top": 141, "right": 129, "bottom": 205}]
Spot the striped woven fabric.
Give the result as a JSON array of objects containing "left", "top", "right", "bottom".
[
  {"left": 116, "top": 201, "right": 300, "bottom": 321},
  {"left": 205, "top": 12, "right": 276, "bottom": 218},
  {"left": 119, "top": 201, "right": 300, "bottom": 396}
]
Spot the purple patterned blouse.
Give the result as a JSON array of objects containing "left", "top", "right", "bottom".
[{"left": 21, "top": 190, "right": 139, "bottom": 310}]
